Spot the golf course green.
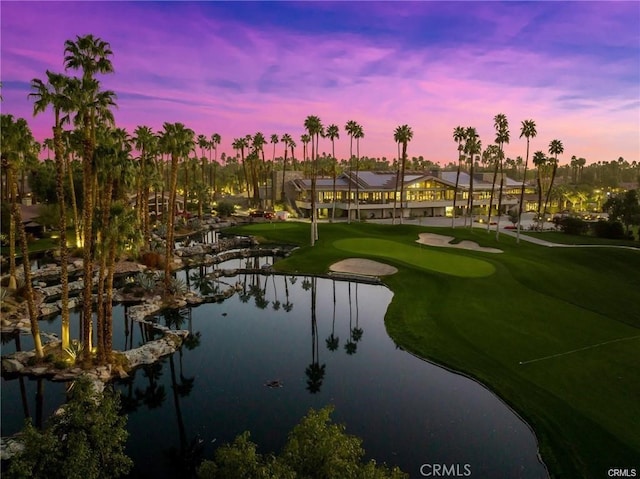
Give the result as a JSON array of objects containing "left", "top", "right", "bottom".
[{"left": 225, "top": 221, "right": 640, "bottom": 478}]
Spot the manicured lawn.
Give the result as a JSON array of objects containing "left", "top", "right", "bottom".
[
  {"left": 522, "top": 230, "right": 640, "bottom": 247},
  {"left": 226, "top": 221, "right": 640, "bottom": 479}
]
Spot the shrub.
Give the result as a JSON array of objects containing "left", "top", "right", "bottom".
[
  {"left": 216, "top": 201, "right": 235, "bottom": 218},
  {"left": 593, "top": 220, "right": 625, "bottom": 239},
  {"left": 140, "top": 251, "right": 161, "bottom": 269},
  {"left": 558, "top": 216, "right": 588, "bottom": 236}
]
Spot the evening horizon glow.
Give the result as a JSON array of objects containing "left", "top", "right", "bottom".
[{"left": 1, "top": 1, "right": 639, "bottom": 166}]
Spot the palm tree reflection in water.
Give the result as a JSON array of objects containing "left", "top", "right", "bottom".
[{"left": 305, "top": 277, "right": 326, "bottom": 393}]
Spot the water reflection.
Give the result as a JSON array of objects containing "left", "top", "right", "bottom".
[{"left": 1, "top": 273, "right": 547, "bottom": 479}]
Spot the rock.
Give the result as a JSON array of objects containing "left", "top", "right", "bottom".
[
  {"left": 2, "top": 358, "right": 24, "bottom": 373},
  {"left": 1, "top": 437, "right": 25, "bottom": 460}
]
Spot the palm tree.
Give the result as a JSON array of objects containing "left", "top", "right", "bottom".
[
  {"left": 160, "top": 122, "right": 195, "bottom": 291},
  {"left": 353, "top": 123, "right": 364, "bottom": 221},
  {"left": 1, "top": 115, "right": 45, "bottom": 358},
  {"left": 197, "top": 134, "right": 209, "bottom": 207},
  {"left": 493, "top": 114, "right": 510, "bottom": 239},
  {"left": 210, "top": 133, "right": 221, "bottom": 197},
  {"left": 61, "top": 129, "right": 82, "bottom": 247},
  {"left": 300, "top": 134, "right": 310, "bottom": 170},
  {"left": 64, "top": 34, "right": 116, "bottom": 361},
  {"left": 532, "top": 150, "right": 548, "bottom": 229},
  {"left": 344, "top": 120, "right": 358, "bottom": 223},
  {"left": 29, "top": 71, "right": 76, "bottom": 350},
  {"left": 517, "top": 119, "right": 537, "bottom": 242},
  {"left": 304, "top": 115, "right": 323, "bottom": 246},
  {"left": 325, "top": 279, "right": 340, "bottom": 351},
  {"left": 464, "top": 127, "right": 481, "bottom": 228},
  {"left": 269, "top": 134, "right": 279, "bottom": 206},
  {"left": 280, "top": 133, "right": 292, "bottom": 202},
  {"left": 483, "top": 143, "right": 500, "bottom": 232},
  {"left": 394, "top": 125, "right": 414, "bottom": 225},
  {"left": 325, "top": 124, "right": 340, "bottom": 222},
  {"left": 252, "top": 132, "right": 266, "bottom": 206},
  {"left": 134, "top": 125, "right": 157, "bottom": 248},
  {"left": 542, "top": 139, "right": 564, "bottom": 225},
  {"left": 451, "top": 126, "right": 466, "bottom": 228}
]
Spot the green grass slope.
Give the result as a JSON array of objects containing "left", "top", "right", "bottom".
[{"left": 225, "top": 222, "right": 640, "bottom": 478}]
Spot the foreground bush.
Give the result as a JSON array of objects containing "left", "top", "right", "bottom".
[
  {"left": 5, "top": 377, "right": 132, "bottom": 479},
  {"left": 197, "top": 406, "right": 407, "bottom": 479}
]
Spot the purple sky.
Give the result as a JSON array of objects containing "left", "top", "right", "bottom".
[{"left": 2, "top": 1, "right": 639, "bottom": 165}]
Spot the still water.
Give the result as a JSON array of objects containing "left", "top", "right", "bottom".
[{"left": 1, "top": 270, "right": 547, "bottom": 478}]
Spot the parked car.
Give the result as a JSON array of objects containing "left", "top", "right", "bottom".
[{"left": 249, "top": 210, "right": 275, "bottom": 219}]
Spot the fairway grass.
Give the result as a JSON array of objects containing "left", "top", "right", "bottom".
[
  {"left": 225, "top": 221, "right": 640, "bottom": 478},
  {"left": 334, "top": 238, "right": 495, "bottom": 277}
]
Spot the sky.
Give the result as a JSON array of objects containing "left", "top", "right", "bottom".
[{"left": 1, "top": 1, "right": 639, "bottom": 166}]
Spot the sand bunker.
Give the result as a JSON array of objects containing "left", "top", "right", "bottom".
[
  {"left": 416, "top": 233, "right": 503, "bottom": 253},
  {"left": 330, "top": 258, "right": 398, "bottom": 276}
]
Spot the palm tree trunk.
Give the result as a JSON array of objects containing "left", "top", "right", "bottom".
[
  {"left": 487, "top": 160, "right": 499, "bottom": 232},
  {"left": 54, "top": 126, "right": 70, "bottom": 349},
  {"left": 392, "top": 142, "right": 400, "bottom": 224},
  {"left": 165, "top": 154, "right": 179, "bottom": 291},
  {"left": 468, "top": 160, "right": 475, "bottom": 228},
  {"left": 81, "top": 129, "right": 95, "bottom": 363},
  {"left": 7, "top": 165, "right": 17, "bottom": 290},
  {"left": 399, "top": 142, "right": 408, "bottom": 225},
  {"left": 542, "top": 161, "right": 558, "bottom": 229},
  {"left": 516, "top": 140, "right": 530, "bottom": 243},
  {"left": 331, "top": 141, "right": 337, "bottom": 223},
  {"left": 104, "top": 239, "right": 117, "bottom": 364},
  {"left": 281, "top": 150, "right": 288, "bottom": 202},
  {"left": 96, "top": 174, "right": 113, "bottom": 365},
  {"left": 451, "top": 156, "right": 462, "bottom": 229},
  {"left": 10, "top": 168, "right": 44, "bottom": 358},
  {"left": 495, "top": 160, "right": 505, "bottom": 240}
]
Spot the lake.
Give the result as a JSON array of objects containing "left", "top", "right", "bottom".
[{"left": 1, "top": 269, "right": 548, "bottom": 478}]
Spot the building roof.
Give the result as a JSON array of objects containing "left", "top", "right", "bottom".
[{"left": 294, "top": 170, "right": 520, "bottom": 192}]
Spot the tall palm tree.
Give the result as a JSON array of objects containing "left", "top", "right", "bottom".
[
  {"left": 252, "top": 132, "right": 266, "bottom": 206},
  {"left": 353, "top": 123, "right": 364, "bottom": 221},
  {"left": 269, "top": 134, "right": 279, "bottom": 206},
  {"left": 517, "top": 119, "right": 537, "bottom": 242},
  {"left": 344, "top": 120, "right": 358, "bottom": 223},
  {"left": 325, "top": 124, "right": 340, "bottom": 222},
  {"left": 304, "top": 115, "right": 323, "bottom": 246},
  {"left": 464, "top": 127, "right": 481, "bottom": 228},
  {"left": 29, "top": 71, "right": 76, "bottom": 350},
  {"left": 61, "top": 129, "right": 82, "bottom": 247},
  {"left": 160, "top": 122, "right": 195, "bottom": 291},
  {"left": 1, "top": 115, "right": 45, "bottom": 358},
  {"left": 64, "top": 34, "right": 116, "bottom": 361},
  {"left": 197, "top": 134, "right": 209, "bottom": 207},
  {"left": 133, "top": 125, "right": 157, "bottom": 248},
  {"left": 210, "top": 133, "right": 221, "bottom": 197},
  {"left": 493, "top": 113, "right": 510, "bottom": 239},
  {"left": 392, "top": 130, "right": 402, "bottom": 223},
  {"left": 280, "top": 133, "right": 292, "bottom": 202},
  {"left": 532, "top": 150, "right": 548, "bottom": 229},
  {"left": 394, "top": 125, "right": 414, "bottom": 225},
  {"left": 451, "top": 126, "right": 466, "bottom": 228},
  {"left": 483, "top": 143, "right": 500, "bottom": 232},
  {"left": 542, "top": 139, "right": 564, "bottom": 225}
]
